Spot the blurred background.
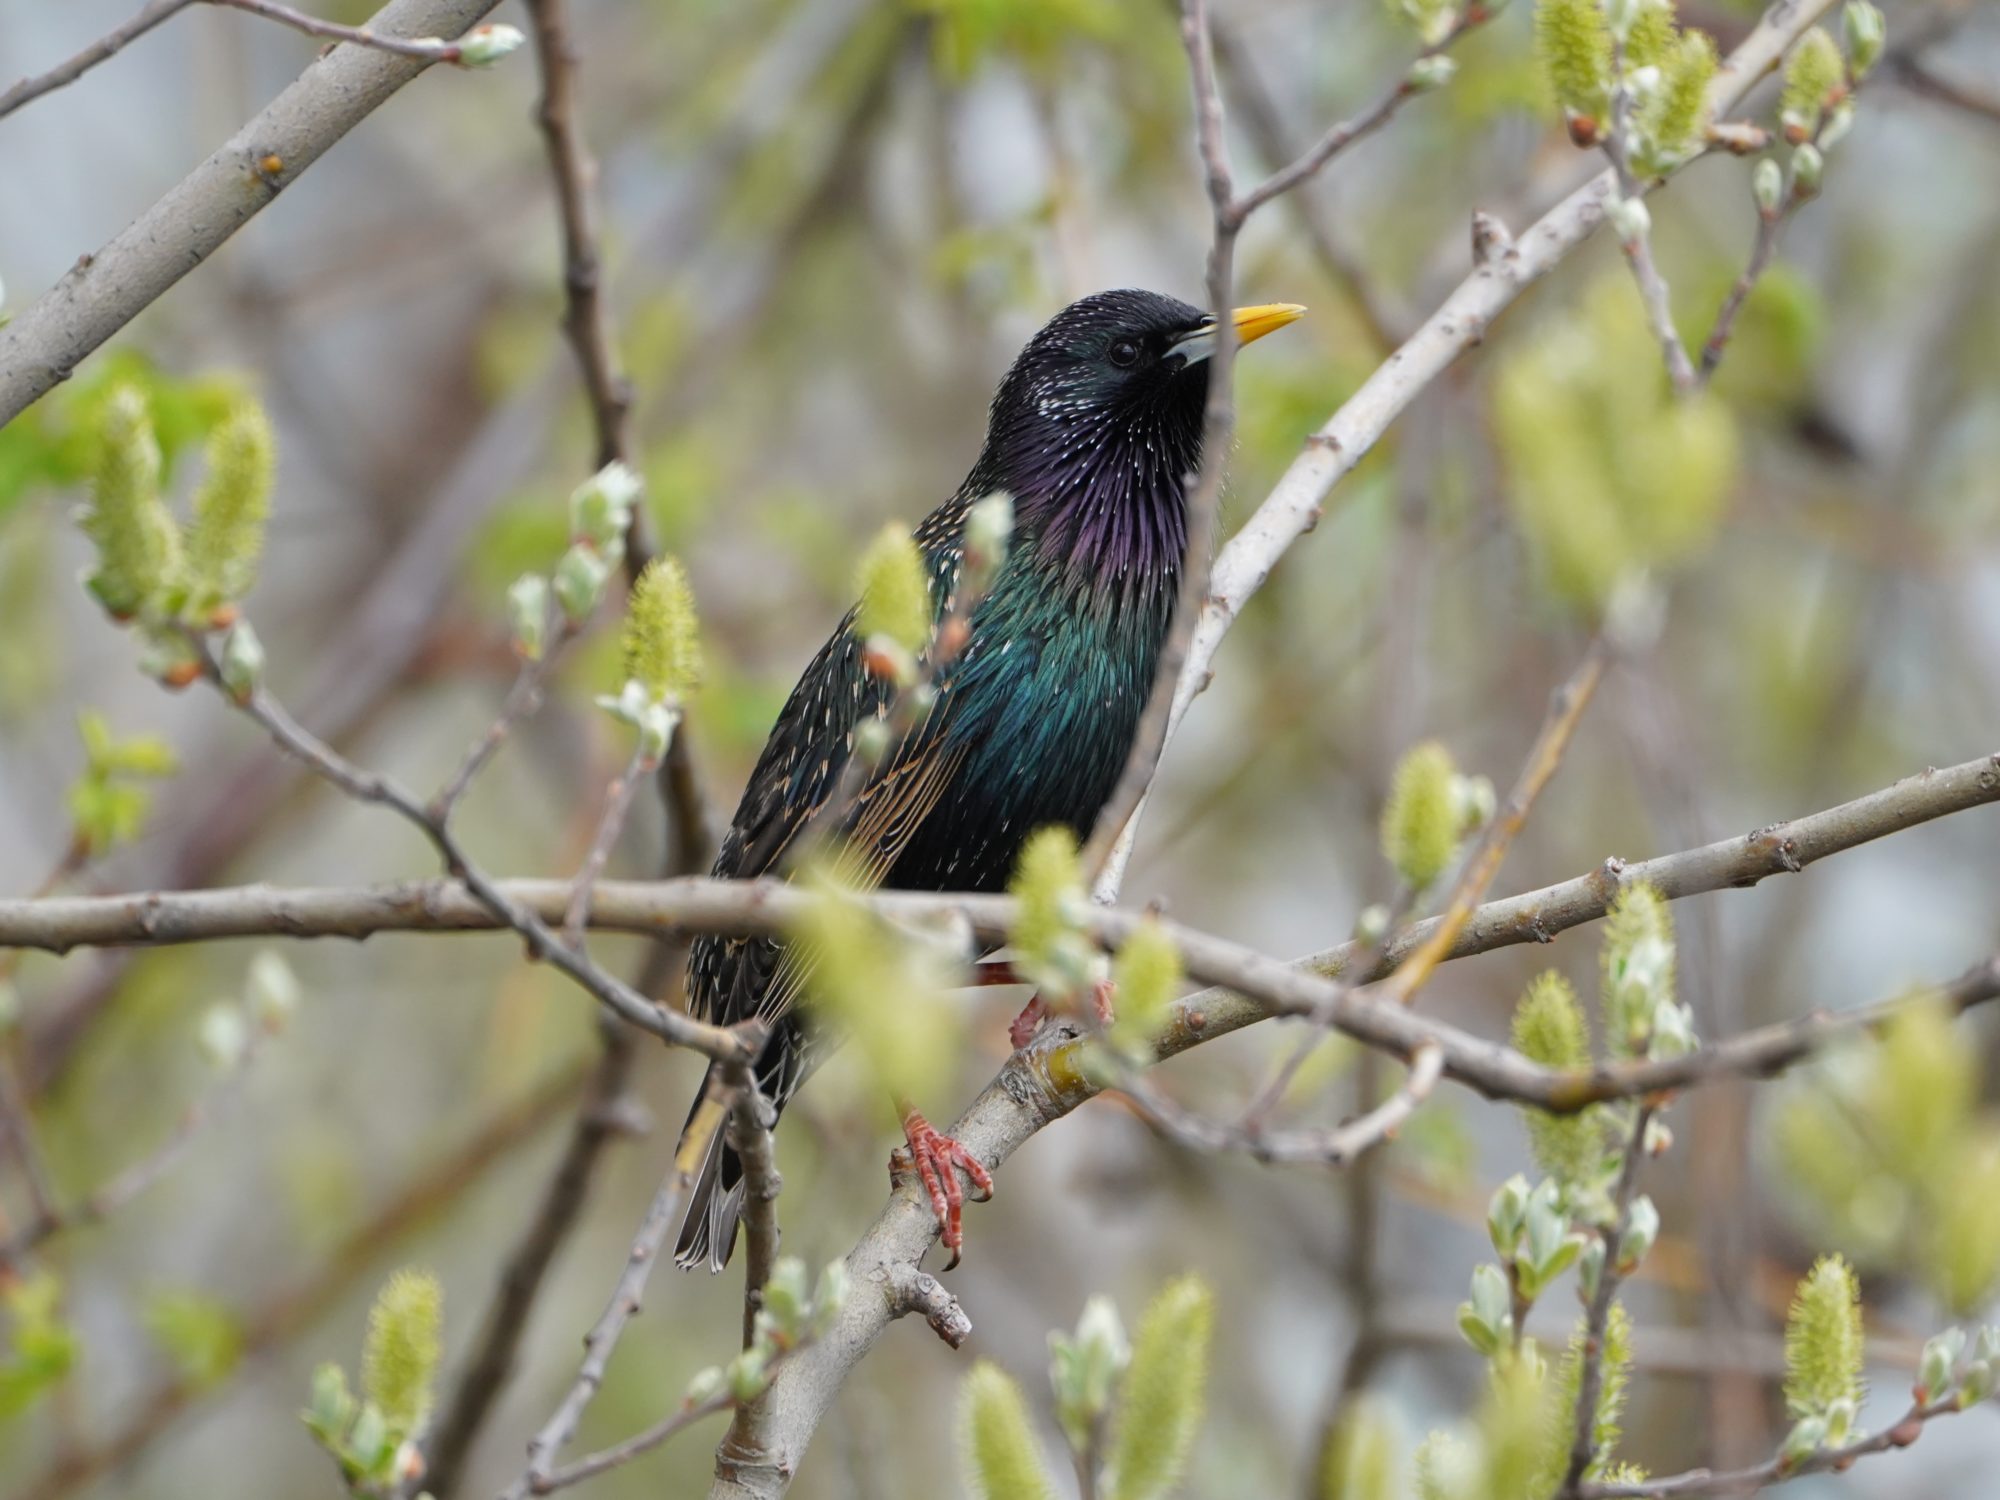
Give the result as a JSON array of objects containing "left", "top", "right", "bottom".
[{"left": 2, "top": 0, "right": 1999, "bottom": 1495}]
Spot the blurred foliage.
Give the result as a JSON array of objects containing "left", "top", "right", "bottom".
[
  {"left": 0, "top": 1274, "right": 77, "bottom": 1423},
  {"left": 960, "top": 1273, "right": 1213, "bottom": 1500},
  {"left": 0, "top": 351, "right": 242, "bottom": 522},
  {"left": 1, "top": 0, "right": 1997, "bottom": 1495},
  {"left": 67, "top": 708, "right": 178, "bottom": 857},
  {"left": 1494, "top": 280, "right": 1738, "bottom": 611},
  {"left": 144, "top": 1288, "right": 243, "bottom": 1389},
  {"left": 1771, "top": 998, "right": 2000, "bottom": 1313}
]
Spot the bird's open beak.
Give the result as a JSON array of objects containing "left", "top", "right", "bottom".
[{"left": 1170, "top": 303, "right": 1306, "bottom": 364}]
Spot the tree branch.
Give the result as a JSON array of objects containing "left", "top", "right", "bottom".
[
  {"left": 416, "top": 1023, "right": 640, "bottom": 1497},
  {"left": 503, "top": 1068, "right": 737, "bottom": 1499},
  {"left": 0, "top": 0, "right": 194, "bottom": 120},
  {"left": 0, "top": 0, "right": 508, "bottom": 424},
  {"left": 1087, "top": 0, "right": 1841, "bottom": 899}
]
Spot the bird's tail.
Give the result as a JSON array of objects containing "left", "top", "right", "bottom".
[{"left": 672, "top": 1077, "right": 745, "bottom": 1272}]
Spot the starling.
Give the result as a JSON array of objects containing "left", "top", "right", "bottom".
[{"left": 674, "top": 288, "right": 1304, "bottom": 1270}]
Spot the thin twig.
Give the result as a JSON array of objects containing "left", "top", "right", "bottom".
[
  {"left": 1228, "top": 10, "right": 1488, "bottom": 225},
  {"left": 1080, "top": 0, "right": 1239, "bottom": 882},
  {"left": 1121, "top": 1040, "right": 1444, "bottom": 1164},
  {"left": 1580, "top": 1399, "right": 1967, "bottom": 1497},
  {"left": 415, "top": 1024, "right": 640, "bottom": 1498},
  {"left": 0, "top": 0, "right": 195, "bottom": 120},
  {"left": 505, "top": 1070, "right": 736, "bottom": 1499},
  {"left": 430, "top": 615, "right": 577, "bottom": 823},
  {"left": 0, "top": 1024, "right": 267, "bottom": 1266},
  {"left": 1375, "top": 635, "right": 1609, "bottom": 1008},
  {"left": 207, "top": 0, "right": 490, "bottom": 63},
  {"left": 1560, "top": 1105, "right": 1657, "bottom": 1497},
  {"left": 1698, "top": 202, "right": 1787, "bottom": 381},
  {"left": 523, "top": 0, "right": 635, "bottom": 475},
  {"left": 1891, "top": 52, "right": 2000, "bottom": 127},
  {"left": 14, "top": 1059, "right": 592, "bottom": 1500},
  {"left": 564, "top": 740, "right": 658, "bottom": 946},
  {"left": 202, "top": 648, "right": 753, "bottom": 1062},
  {"left": 720, "top": 1072, "right": 785, "bottom": 1470},
  {"left": 1602, "top": 40, "right": 1699, "bottom": 393}
]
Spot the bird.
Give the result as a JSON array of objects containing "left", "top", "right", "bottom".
[{"left": 673, "top": 288, "right": 1304, "bottom": 1272}]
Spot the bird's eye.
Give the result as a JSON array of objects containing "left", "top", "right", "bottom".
[{"left": 1108, "top": 339, "right": 1141, "bottom": 368}]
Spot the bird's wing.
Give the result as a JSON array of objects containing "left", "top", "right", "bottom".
[{"left": 690, "top": 608, "right": 971, "bottom": 1031}]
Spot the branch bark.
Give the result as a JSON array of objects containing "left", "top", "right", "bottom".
[{"left": 0, "top": 0, "right": 507, "bottom": 423}]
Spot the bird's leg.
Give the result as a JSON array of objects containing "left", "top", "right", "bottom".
[
  {"left": 1006, "top": 992, "right": 1049, "bottom": 1050},
  {"left": 1091, "top": 975, "right": 1116, "bottom": 1028},
  {"left": 889, "top": 1103, "right": 993, "bottom": 1270}
]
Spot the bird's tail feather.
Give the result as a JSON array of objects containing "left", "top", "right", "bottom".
[{"left": 672, "top": 1084, "right": 744, "bottom": 1272}]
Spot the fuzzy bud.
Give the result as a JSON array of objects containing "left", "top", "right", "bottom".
[
  {"left": 623, "top": 555, "right": 703, "bottom": 702},
  {"left": 1488, "top": 1174, "right": 1532, "bottom": 1257},
  {"left": 1353, "top": 903, "right": 1392, "bottom": 946},
  {"left": 1536, "top": 0, "right": 1613, "bottom": 120},
  {"left": 855, "top": 524, "right": 932, "bottom": 656},
  {"left": 1784, "top": 1254, "right": 1865, "bottom": 1420},
  {"left": 507, "top": 574, "right": 551, "bottom": 660},
  {"left": 963, "top": 490, "right": 1014, "bottom": 591},
  {"left": 1842, "top": 1, "right": 1884, "bottom": 76},
  {"left": 1781, "top": 28, "right": 1844, "bottom": 140},
  {"left": 1382, "top": 740, "right": 1460, "bottom": 890},
  {"left": 1108, "top": 919, "right": 1182, "bottom": 1056},
  {"left": 567, "top": 461, "right": 643, "bottom": 552},
  {"left": 1752, "top": 157, "right": 1785, "bottom": 215},
  {"left": 197, "top": 1004, "right": 249, "bottom": 1071},
  {"left": 219, "top": 621, "right": 265, "bottom": 702},
  {"left": 1791, "top": 143, "right": 1825, "bottom": 199},
  {"left": 1405, "top": 55, "right": 1458, "bottom": 92},
  {"left": 455, "top": 22, "right": 525, "bottom": 66},
  {"left": 1917, "top": 1328, "right": 1965, "bottom": 1405},
  {"left": 246, "top": 949, "right": 302, "bottom": 1028},
  {"left": 1049, "top": 1295, "right": 1130, "bottom": 1452},
  {"left": 182, "top": 399, "right": 275, "bottom": 628},
  {"left": 552, "top": 542, "right": 613, "bottom": 624},
  {"left": 1607, "top": 195, "right": 1652, "bottom": 245},
  {"left": 1617, "top": 1194, "right": 1659, "bottom": 1272},
  {"left": 83, "top": 387, "right": 183, "bottom": 621}
]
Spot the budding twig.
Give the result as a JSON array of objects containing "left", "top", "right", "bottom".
[{"left": 504, "top": 1071, "right": 735, "bottom": 1499}]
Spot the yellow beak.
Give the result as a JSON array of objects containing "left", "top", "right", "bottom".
[{"left": 1231, "top": 302, "right": 1307, "bottom": 345}]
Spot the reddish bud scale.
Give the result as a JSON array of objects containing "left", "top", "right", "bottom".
[
  {"left": 162, "top": 661, "right": 201, "bottom": 690},
  {"left": 207, "top": 604, "right": 238, "bottom": 631},
  {"left": 861, "top": 644, "right": 900, "bottom": 680},
  {"left": 1566, "top": 113, "right": 1602, "bottom": 148}
]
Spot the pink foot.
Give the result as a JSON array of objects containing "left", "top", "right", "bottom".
[{"left": 891, "top": 1108, "right": 993, "bottom": 1270}]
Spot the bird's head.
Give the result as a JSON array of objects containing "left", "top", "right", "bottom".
[{"left": 979, "top": 289, "right": 1303, "bottom": 574}]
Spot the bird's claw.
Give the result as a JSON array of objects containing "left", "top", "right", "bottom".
[
  {"left": 892, "top": 1109, "right": 993, "bottom": 1271},
  {"left": 1008, "top": 993, "right": 1049, "bottom": 1050}
]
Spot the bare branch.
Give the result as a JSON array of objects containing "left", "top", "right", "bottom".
[
  {"left": 504, "top": 1072, "right": 735, "bottom": 1499},
  {"left": 523, "top": 0, "right": 635, "bottom": 476},
  {"left": 882, "top": 1263, "right": 971, "bottom": 1348},
  {"left": 200, "top": 648, "right": 754, "bottom": 1062},
  {"left": 1120, "top": 1040, "right": 1444, "bottom": 1164},
  {"left": 1228, "top": 11, "right": 1488, "bottom": 225},
  {"left": 0, "top": 0, "right": 194, "bottom": 120},
  {"left": 1581, "top": 1398, "right": 1968, "bottom": 1498},
  {"left": 416, "top": 1026, "right": 641, "bottom": 1497},
  {"left": 0, "top": 0, "right": 508, "bottom": 424},
  {"left": 208, "top": 0, "right": 500, "bottom": 62},
  {"left": 565, "top": 741, "right": 658, "bottom": 946},
  {"left": 0, "top": 1018, "right": 268, "bottom": 1266}
]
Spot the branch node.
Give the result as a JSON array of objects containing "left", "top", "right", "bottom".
[{"left": 884, "top": 1262, "right": 972, "bottom": 1348}]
